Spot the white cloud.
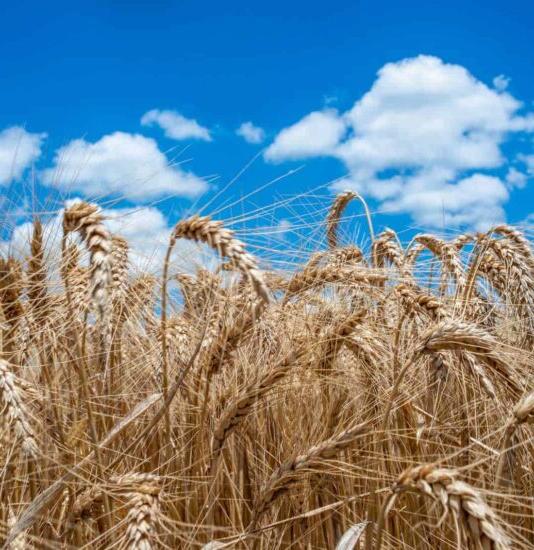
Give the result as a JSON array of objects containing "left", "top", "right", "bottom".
[
  {"left": 236, "top": 121, "right": 265, "bottom": 144},
  {"left": 505, "top": 167, "right": 527, "bottom": 189},
  {"left": 0, "top": 126, "right": 46, "bottom": 185},
  {"left": 42, "top": 131, "right": 208, "bottom": 202},
  {"left": 274, "top": 219, "right": 293, "bottom": 241},
  {"left": 493, "top": 74, "right": 510, "bottom": 92},
  {"left": 141, "top": 109, "right": 211, "bottom": 141},
  {"left": 266, "top": 55, "right": 533, "bottom": 228},
  {"left": 338, "top": 56, "right": 522, "bottom": 172},
  {"left": 381, "top": 173, "right": 509, "bottom": 231},
  {"left": 264, "top": 109, "right": 346, "bottom": 161}
]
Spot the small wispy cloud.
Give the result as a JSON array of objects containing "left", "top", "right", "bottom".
[
  {"left": 236, "top": 121, "right": 265, "bottom": 144},
  {"left": 141, "top": 109, "right": 211, "bottom": 141}
]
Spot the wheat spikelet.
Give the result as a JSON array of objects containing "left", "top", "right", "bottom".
[
  {"left": 111, "top": 473, "right": 162, "bottom": 550},
  {"left": 326, "top": 191, "right": 356, "bottom": 249},
  {"left": 511, "top": 390, "right": 534, "bottom": 425},
  {"left": 7, "top": 508, "right": 26, "bottom": 550},
  {"left": 330, "top": 245, "right": 365, "bottom": 266},
  {"left": 111, "top": 235, "right": 129, "bottom": 301},
  {"left": 392, "top": 465, "right": 511, "bottom": 549},
  {"left": 495, "top": 391, "right": 534, "bottom": 486},
  {"left": 210, "top": 351, "right": 299, "bottom": 470},
  {"left": 492, "top": 224, "right": 533, "bottom": 266},
  {"left": 65, "top": 486, "right": 104, "bottom": 535},
  {"left": 441, "top": 242, "right": 466, "bottom": 289},
  {"left": 461, "top": 351, "right": 497, "bottom": 400},
  {"left": 0, "top": 258, "right": 25, "bottom": 360},
  {"left": 453, "top": 233, "right": 474, "bottom": 251},
  {"left": 63, "top": 202, "right": 112, "bottom": 320},
  {"left": 395, "top": 283, "right": 446, "bottom": 319},
  {"left": 27, "top": 218, "right": 49, "bottom": 323},
  {"left": 415, "top": 234, "right": 445, "bottom": 256},
  {"left": 486, "top": 237, "right": 534, "bottom": 299},
  {"left": 0, "top": 359, "right": 38, "bottom": 458},
  {"left": 477, "top": 250, "right": 509, "bottom": 296},
  {"left": 170, "top": 214, "right": 269, "bottom": 303},
  {"left": 415, "top": 234, "right": 465, "bottom": 289},
  {"left": 372, "top": 228, "right": 404, "bottom": 273},
  {"left": 285, "top": 265, "right": 386, "bottom": 300},
  {"left": 315, "top": 310, "right": 366, "bottom": 372},
  {"left": 121, "top": 274, "right": 157, "bottom": 328},
  {"left": 416, "top": 320, "right": 519, "bottom": 392},
  {"left": 252, "top": 420, "right": 371, "bottom": 524}
]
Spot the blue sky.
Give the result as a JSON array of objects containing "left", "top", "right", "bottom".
[{"left": 0, "top": 0, "right": 533, "bottom": 269}]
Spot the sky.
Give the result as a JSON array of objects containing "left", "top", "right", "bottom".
[{"left": 0, "top": 0, "right": 533, "bottom": 270}]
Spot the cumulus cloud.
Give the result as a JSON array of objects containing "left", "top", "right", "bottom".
[
  {"left": 0, "top": 126, "right": 46, "bottom": 185},
  {"left": 265, "top": 109, "right": 346, "bottom": 161},
  {"left": 141, "top": 109, "right": 211, "bottom": 141},
  {"left": 236, "top": 121, "right": 265, "bottom": 144},
  {"left": 42, "top": 131, "right": 208, "bottom": 202},
  {"left": 266, "top": 55, "right": 533, "bottom": 229}
]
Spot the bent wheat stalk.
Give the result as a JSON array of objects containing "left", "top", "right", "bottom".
[{"left": 161, "top": 214, "right": 270, "bottom": 433}]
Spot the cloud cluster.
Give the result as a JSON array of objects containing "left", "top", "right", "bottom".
[
  {"left": 42, "top": 131, "right": 208, "bottom": 202},
  {"left": 266, "top": 55, "right": 533, "bottom": 229},
  {"left": 141, "top": 109, "right": 212, "bottom": 141},
  {"left": 236, "top": 121, "right": 265, "bottom": 144},
  {"left": 0, "top": 126, "right": 46, "bottom": 185}
]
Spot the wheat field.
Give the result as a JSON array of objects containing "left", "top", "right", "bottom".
[{"left": 0, "top": 193, "right": 533, "bottom": 549}]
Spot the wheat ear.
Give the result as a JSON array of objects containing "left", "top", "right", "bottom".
[
  {"left": 382, "top": 320, "right": 517, "bottom": 435},
  {"left": 110, "top": 235, "right": 129, "bottom": 301},
  {"left": 377, "top": 465, "right": 510, "bottom": 549},
  {"left": 284, "top": 265, "right": 386, "bottom": 301},
  {"left": 210, "top": 351, "right": 299, "bottom": 472},
  {"left": 251, "top": 419, "right": 371, "bottom": 526},
  {"left": 63, "top": 202, "right": 112, "bottom": 320},
  {"left": 495, "top": 391, "right": 534, "bottom": 487},
  {"left": 0, "top": 359, "right": 38, "bottom": 458},
  {"left": 27, "top": 218, "right": 49, "bottom": 323},
  {"left": 111, "top": 473, "right": 162, "bottom": 550},
  {"left": 492, "top": 224, "right": 533, "bottom": 266},
  {"left": 326, "top": 191, "right": 356, "bottom": 249},
  {"left": 171, "top": 214, "right": 269, "bottom": 303}
]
